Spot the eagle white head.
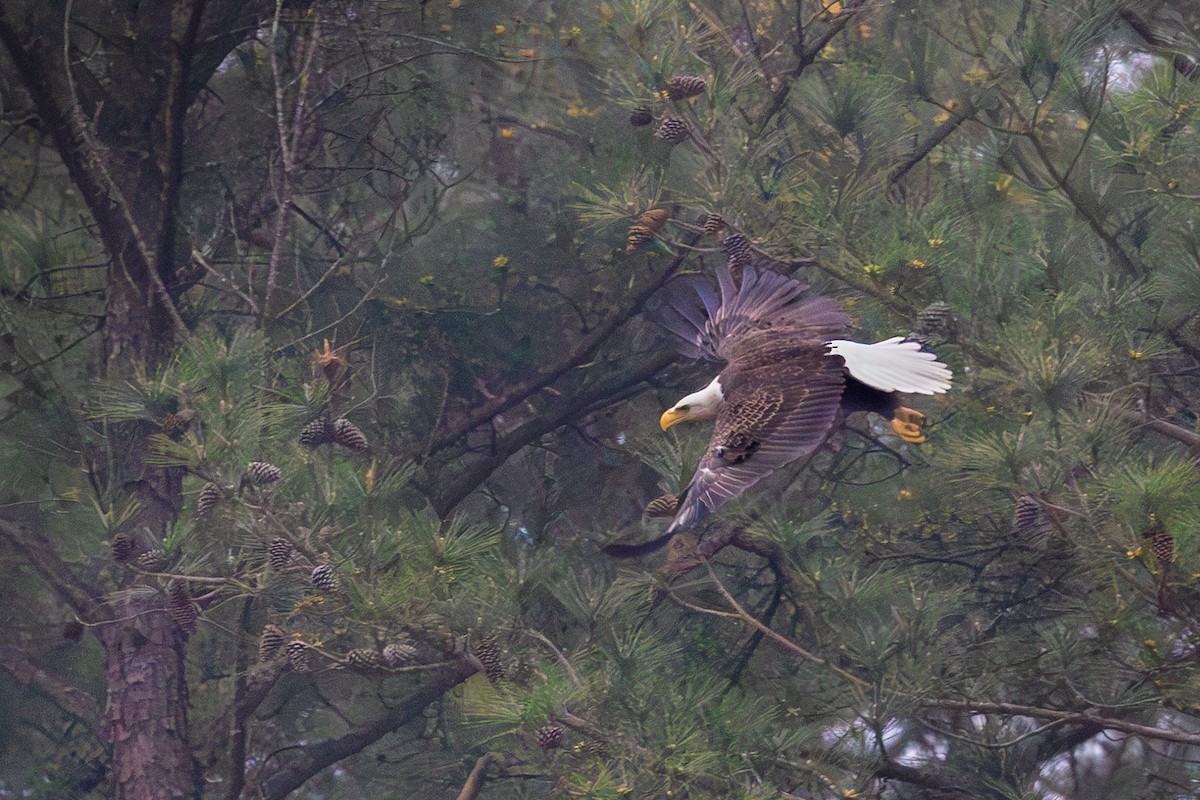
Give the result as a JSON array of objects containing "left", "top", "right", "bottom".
[{"left": 660, "top": 377, "right": 724, "bottom": 430}]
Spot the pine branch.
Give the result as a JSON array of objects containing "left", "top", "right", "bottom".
[
  {"left": 927, "top": 700, "right": 1200, "bottom": 748},
  {"left": 0, "top": 644, "right": 101, "bottom": 727},
  {"left": 873, "top": 760, "right": 966, "bottom": 795},
  {"left": 454, "top": 754, "right": 492, "bottom": 800},
  {"left": 259, "top": 655, "right": 478, "bottom": 800},
  {"left": 427, "top": 350, "right": 677, "bottom": 516},
  {"left": 754, "top": 0, "right": 864, "bottom": 132},
  {"left": 0, "top": 519, "right": 97, "bottom": 618},
  {"left": 889, "top": 100, "right": 974, "bottom": 186},
  {"left": 425, "top": 228, "right": 703, "bottom": 459}
]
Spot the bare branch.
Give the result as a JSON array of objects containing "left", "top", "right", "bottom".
[
  {"left": 889, "top": 102, "right": 973, "bottom": 186},
  {"left": 0, "top": 518, "right": 97, "bottom": 618},
  {"left": 259, "top": 655, "right": 478, "bottom": 800},
  {"left": 454, "top": 754, "right": 492, "bottom": 800},
  {"left": 0, "top": 644, "right": 101, "bottom": 727},
  {"left": 425, "top": 228, "right": 703, "bottom": 459},
  {"left": 927, "top": 699, "right": 1200, "bottom": 748}
]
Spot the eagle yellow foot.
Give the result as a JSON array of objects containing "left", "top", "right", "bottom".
[{"left": 891, "top": 407, "right": 927, "bottom": 443}]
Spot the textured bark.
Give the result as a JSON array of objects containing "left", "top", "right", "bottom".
[
  {"left": 0, "top": 2, "right": 276, "bottom": 798},
  {"left": 97, "top": 594, "right": 201, "bottom": 800}
]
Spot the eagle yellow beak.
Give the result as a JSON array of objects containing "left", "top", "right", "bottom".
[{"left": 660, "top": 408, "right": 687, "bottom": 431}]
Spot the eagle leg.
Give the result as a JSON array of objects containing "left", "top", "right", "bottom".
[{"left": 891, "top": 406, "right": 927, "bottom": 443}]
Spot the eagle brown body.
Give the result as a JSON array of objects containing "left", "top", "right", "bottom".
[{"left": 648, "top": 264, "right": 952, "bottom": 535}]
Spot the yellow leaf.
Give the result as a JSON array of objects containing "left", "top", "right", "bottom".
[
  {"left": 818, "top": 0, "right": 843, "bottom": 20},
  {"left": 962, "top": 62, "right": 992, "bottom": 84}
]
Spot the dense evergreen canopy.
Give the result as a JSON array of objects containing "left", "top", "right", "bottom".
[{"left": 2, "top": 1, "right": 1200, "bottom": 798}]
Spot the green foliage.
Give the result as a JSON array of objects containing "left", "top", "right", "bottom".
[{"left": 8, "top": 0, "right": 1200, "bottom": 798}]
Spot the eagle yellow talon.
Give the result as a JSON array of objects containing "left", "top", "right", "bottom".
[
  {"left": 894, "top": 406, "right": 926, "bottom": 426},
  {"left": 891, "top": 407, "right": 928, "bottom": 443}
]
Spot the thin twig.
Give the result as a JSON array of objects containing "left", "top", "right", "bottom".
[{"left": 928, "top": 699, "right": 1200, "bottom": 747}]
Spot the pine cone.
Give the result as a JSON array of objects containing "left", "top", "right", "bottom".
[
  {"left": 654, "top": 118, "right": 688, "bottom": 143},
  {"left": 536, "top": 723, "right": 566, "bottom": 750},
  {"left": 110, "top": 533, "right": 133, "bottom": 563},
  {"left": 638, "top": 208, "right": 669, "bottom": 233},
  {"left": 906, "top": 331, "right": 935, "bottom": 348},
  {"left": 259, "top": 624, "right": 286, "bottom": 661},
  {"left": 383, "top": 641, "right": 418, "bottom": 667},
  {"left": 286, "top": 640, "right": 314, "bottom": 672},
  {"left": 310, "top": 563, "right": 338, "bottom": 592},
  {"left": 724, "top": 233, "right": 753, "bottom": 285},
  {"left": 666, "top": 74, "right": 707, "bottom": 100},
  {"left": 1013, "top": 495, "right": 1047, "bottom": 544},
  {"left": 268, "top": 537, "right": 293, "bottom": 571},
  {"left": 1147, "top": 519, "right": 1175, "bottom": 569},
  {"left": 345, "top": 648, "right": 386, "bottom": 672},
  {"left": 332, "top": 418, "right": 369, "bottom": 452},
  {"left": 247, "top": 461, "right": 283, "bottom": 486},
  {"left": 629, "top": 107, "right": 653, "bottom": 126},
  {"left": 1151, "top": 529, "right": 1175, "bottom": 569},
  {"left": 626, "top": 224, "right": 655, "bottom": 253},
  {"left": 196, "top": 482, "right": 221, "bottom": 517},
  {"left": 645, "top": 493, "right": 679, "bottom": 518},
  {"left": 702, "top": 213, "right": 725, "bottom": 235},
  {"left": 167, "top": 583, "right": 199, "bottom": 634},
  {"left": 474, "top": 635, "right": 505, "bottom": 682},
  {"left": 161, "top": 410, "right": 195, "bottom": 440},
  {"left": 299, "top": 416, "right": 334, "bottom": 447},
  {"left": 136, "top": 548, "right": 168, "bottom": 572},
  {"left": 723, "top": 233, "right": 752, "bottom": 266},
  {"left": 917, "top": 301, "right": 953, "bottom": 333}
]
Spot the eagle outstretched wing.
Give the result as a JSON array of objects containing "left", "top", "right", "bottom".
[
  {"left": 668, "top": 350, "right": 845, "bottom": 532},
  {"left": 650, "top": 266, "right": 848, "bottom": 362}
]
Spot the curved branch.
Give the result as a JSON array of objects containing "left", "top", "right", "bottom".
[
  {"left": 425, "top": 231, "right": 702, "bottom": 459},
  {"left": 259, "top": 655, "right": 478, "bottom": 800},
  {"left": 0, "top": 644, "right": 101, "bottom": 727},
  {"left": 454, "top": 754, "right": 493, "bottom": 800},
  {"left": 0, "top": 519, "right": 97, "bottom": 618},
  {"left": 927, "top": 699, "right": 1200, "bottom": 748}
]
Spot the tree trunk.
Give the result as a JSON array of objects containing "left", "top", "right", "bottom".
[
  {"left": 0, "top": 3, "right": 274, "bottom": 797},
  {"left": 98, "top": 595, "right": 201, "bottom": 800}
]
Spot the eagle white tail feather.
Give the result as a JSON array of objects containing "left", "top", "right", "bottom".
[{"left": 828, "top": 337, "right": 953, "bottom": 394}]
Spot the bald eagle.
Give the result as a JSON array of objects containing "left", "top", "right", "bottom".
[{"left": 651, "top": 265, "right": 952, "bottom": 534}]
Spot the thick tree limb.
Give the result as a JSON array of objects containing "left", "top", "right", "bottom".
[
  {"left": 873, "top": 759, "right": 966, "bottom": 795},
  {"left": 1112, "top": 406, "right": 1200, "bottom": 451},
  {"left": 259, "top": 655, "right": 479, "bottom": 800},
  {"left": 1120, "top": 10, "right": 1200, "bottom": 80},
  {"left": 425, "top": 230, "right": 700, "bottom": 460},
  {"left": 0, "top": 519, "right": 97, "bottom": 618},
  {"left": 428, "top": 350, "right": 677, "bottom": 516},
  {"left": 0, "top": 644, "right": 101, "bottom": 727}
]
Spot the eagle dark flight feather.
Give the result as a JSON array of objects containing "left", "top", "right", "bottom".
[{"left": 650, "top": 267, "right": 851, "bottom": 532}]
